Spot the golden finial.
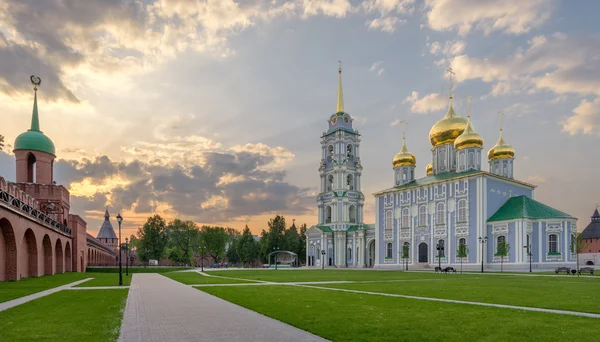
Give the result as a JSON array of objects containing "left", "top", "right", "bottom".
[
  {"left": 336, "top": 61, "right": 344, "bottom": 113},
  {"left": 399, "top": 120, "right": 408, "bottom": 144},
  {"left": 446, "top": 67, "right": 455, "bottom": 99},
  {"left": 466, "top": 95, "right": 472, "bottom": 119},
  {"left": 30, "top": 75, "right": 41, "bottom": 92},
  {"left": 498, "top": 110, "right": 504, "bottom": 132},
  {"left": 392, "top": 119, "right": 416, "bottom": 168}
]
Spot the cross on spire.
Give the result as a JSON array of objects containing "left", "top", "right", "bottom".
[
  {"left": 466, "top": 95, "right": 472, "bottom": 119},
  {"left": 336, "top": 60, "right": 344, "bottom": 113},
  {"left": 399, "top": 120, "right": 408, "bottom": 142},
  {"left": 498, "top": 110, "right": 504, "bottom": 132},
  {"left": 446, "top": 67, "right": 455, "bottom": 99}
]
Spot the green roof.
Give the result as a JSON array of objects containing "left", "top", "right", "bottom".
[
  {"left": 323, "top": 127, "right": 357, "bottom": 137},
  {"left": 13, "top": 90, "right": 55, "bottom": 155},
  {"left": 315, "top": 225, "right": 333, "bottom": 232},
  {"left": 487, "top": 195, "right": 573, "bottom": 222}
]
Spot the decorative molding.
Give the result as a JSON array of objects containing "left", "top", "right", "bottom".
[
  {"left": 545, "top": 224, "right": 563, "bottom": 234},
  {"left": 492, "top": 225, "right": 508, "bottom": 236},
  {"left": 400, "top": 228, "right": 410, "bottom": 240},
  {"left": 545, "top": 254, "right": 563, "bottom": 262},
  {"left": 526, "top": 222, "right": 533, "bottom": 234},
  {"left": 455, "top": 226, "right": 469, "bottom": 237},
  {"left": 433, "top": 228, "right": 447, "bottom": 238}
]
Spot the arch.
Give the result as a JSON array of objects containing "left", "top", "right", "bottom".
[
  {"left": 436, "top": 202, "right": 445, "bottom": 225},
  {"left": 468, "top": 151, "right": 474, "bottom": 166},
  {"left": 586, "top": 260, "right": 594, "bottom": 266},
  {"left": 368, "top": 239, "right": 375, "bottom": 267},
  {"left": 349, "top": 205, "right": 356, "bottom": 223},
  {"left": 55, "top": 239, "right": 64, "bottom": 273},
  {"left": 419, "top": 205, "right": 427, "bottom": 226},
  {"left": 327, "top": 174, "right": 334, "bottom": 192},
  {"left": 458, "top": 237, "right": 466, "bottom": 246},
  {"left": 386, "top": 242, "right": 393, "bottom": 258},
  {"left": 326, "top": 205, "right": 332, "bottom": 223},
  {"left": 0, "top": 218, "right": 18, "bottom": 281},
  {"left": 42, "top": 235, "right": 53, "bottom": 275},
  {"left": 402, "top": 207, "right": 409, "bottom": 227},
  {"left": 385, "top": 210, "right": 393, "bottom": 233},
  {"left": 27, "top": 152, "right": 37, "bottom": 183},
  {"left": 23, "top": 229, "right": 38, "bottom": 277},
  {"left": 65, "top": 241, "right": 72, "bottom": 272},
  {"left": 346, "top": 144, "right": 353, "bottom": 158},
  {"left": 347, "top": 247, "right": 352, "bottom": 262},
  {"left": 347, "top": 174, "right": 354, "bottom": 190},
  {"left": 418, "top": 243, "right": 428, "bottom": 263},
  {"left": 327, "top": 145, "right": 334, "bottom": 160},
  {"left": 457, "top": 199, "right": 467, "bottom": 222}
]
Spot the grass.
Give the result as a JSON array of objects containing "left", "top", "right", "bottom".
[
  {"left": 203, "top": 269, "right": 444, "bottom": 282},
  {"left": 0, "top": 289, "right": 128, "bottom": 342},
  {"left": 201, "top": 285, "right": 599, "bottom": 342},
  {"left": 74, "top": 273, "right": 132, "bottom": 287},
  {"left": 0, "top": 273, "right": 89, "bottom": 303},
  {"left": 163, "top": 271, "right": 254, "bottom": 285},
  {"left": 86, "top": 266, "right": 192, "bottom": 273}
]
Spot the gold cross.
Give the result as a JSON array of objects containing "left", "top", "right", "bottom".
[
  {"left": 498, "top": 110, "right": 504, "bottom": 131},
  {"left": 446, "top": 67, "right": 455, "bottom": 98},
  {"left": 399, "top": 120, "right": 408, "bottom": 140},
  {"left": 338, "top": 60, "right": 342, "bottom": 73},
  {"left": 466, "top": 95, "right": 472, "bottom": 119}
]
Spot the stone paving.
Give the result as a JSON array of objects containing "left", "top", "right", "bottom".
[
  {"left": 118, "top": 273, "right": 328, "bottom": 342},
  {"left": 0, "top": 278, "right": 92, "bottom": 312}
]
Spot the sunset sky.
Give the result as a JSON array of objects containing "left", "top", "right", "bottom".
[{"left": 1, "top": 0, "right": 599, "bottom": 238}]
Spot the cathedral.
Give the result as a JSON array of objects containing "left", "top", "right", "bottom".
[{"left": 306, "top": 67, "right": 577, "bottom": 270}]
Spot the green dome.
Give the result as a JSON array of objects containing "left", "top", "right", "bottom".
[{"left": 14, "top": 130, "right": 55, "bottom": 155}]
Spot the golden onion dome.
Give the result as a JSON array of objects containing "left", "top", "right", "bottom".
[
  {"left": 426, "top": 162, "right": 433, "bottom": 175},
  {"left": 454, "top": 117, "right": 483, "bottom": 150},
  {"left": 487, "top": 130, "right": 515, "bottom": 161},
  {"left": 392, "top": 139, "right": 416, "bottom": 168},
  {"left": 429, "top": 98, "right": 468, "bottom": 147}
]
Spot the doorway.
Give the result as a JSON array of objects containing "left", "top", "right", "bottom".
[
  {"left": 368, "top": 240, "right": 375, "bottom": 267},
  {"left": 418, "top": 242, "right": 428, "bottom": 263}
]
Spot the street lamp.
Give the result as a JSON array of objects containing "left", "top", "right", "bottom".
[
  {"left": 125, "top": 237, "right": 129, "bottom": 276},
  {"left": 436, "top": 241, "right": 443, "bottom": 270},
  {"left": 478, "top": 236, "right": 487, "bottom": 273},
  {"left": 321, "top": 249, "right": 326, "bottom": 270},
  {"left": 116, "top": 213, "right": 123, "bottom": 286},
  {"left": 272, "top": 246, "right": 279, "bottom": 270},
  {"left": 405, "top": 242, "right": 410, "bottom": 271},
  {"left": 524, "top": 243, "right": 532, "bottom": 273}
]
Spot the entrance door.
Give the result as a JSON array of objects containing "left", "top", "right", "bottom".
[
  {"left": 418, "top": 243, "right": 428, "bottom": 263},
  {"left": 368, "top": 240, "right": 375, "bottom": 267}
]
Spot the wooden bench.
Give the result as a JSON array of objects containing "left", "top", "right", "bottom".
[
  {"left": 578, "top": 267, "right": 595, "bottom": 276},
  {"left": 555, "top": 267, "right": 571, "bottom": 275},
  {"left": 443, "top": 267, "right": 457, "bottom": 273}
]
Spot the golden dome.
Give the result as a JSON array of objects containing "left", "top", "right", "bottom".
[
  {"left": 392, "top": 139, "right": 416, "bottom": 168},
  {"left": 429, "top": 98, "right": 468, "bottom": 147},
  {"left": 488, "top": 130, "right": 515, "bottom": 161},
  {"left": 454, "top": 118, "right": 483, "bottom": 150},
  {"left": 426, "top": 162, "right": 433, "bottom": 175}
]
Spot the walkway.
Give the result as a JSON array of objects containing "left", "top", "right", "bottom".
[
  {"left": 118, "top": 273, "right": 328, "bottom": 342},
  {"left": 0, "top": 278, "right": 92, "bottom": 312}
]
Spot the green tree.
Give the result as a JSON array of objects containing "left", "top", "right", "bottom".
[
  {"left": 299, "top": 223, "right": 307, "bottom": 264},
  {"left": 284, "top": 221, "right": 301, "bottom": 265},
  {"left": 0, "top": 134, "right": 4, "bottom": 151},
  {"left": 457, "top": 243, "right": 469, "bottom": 274},
  {"left": 226, "top": 236, "right": 240, "bottom": 265},
  {"left": 199, "top": 226, "right": 229, "bottom": 263},
  {"left": 166, "top": 219, "right": 199, "bottom": 265},
  {"left": 136, "top": 215, "right": 169, "bottom": 262},
  {"left": 401, "top": 243, "right": 409, "bottom": 270},
  {"left": 571, "top": 232, "right": 589, "bottom": 276},
  {"left": 497, "top": 241, "right": 510, "bottom": 272},
  {"left": 259, "top": 215, "right": 287, "bottom": 263},
  {"left": 237, "top": 225, "right": 259, "bottom": 267}
]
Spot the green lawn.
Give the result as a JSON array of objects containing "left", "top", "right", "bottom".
[
  {"left": 203, "top": 269, "right": 445, "bottom": 282},
  {"left": 0, "top": 273, "right": 89, "bottom": 303},
  {"left": 163, "top": 271, "right": 254, "bottom": 285},
  {"left": 86, "top": 266, "right": 192, "bottom": 273},
  {"left": 201, "top": 285, "right": 599, "bottom": 342},
  {"left": 73, "top": 273, "right": 132, "bottom": 287},
  {"left": 0, "top": 289, "right": 128, "bottom": 342}
]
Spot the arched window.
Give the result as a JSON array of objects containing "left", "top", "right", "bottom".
[
  {"left": 402, "top": 170, "right": 407, "bottom": 181},
  {"left": 347, "top": 174, "right": 354, "bottom": 190},
  {"left": 436, "top": 202, "right": 445, "bottom": 225},
  {"left": 386, "top": 243, "right": 393, "bottom": 258},
  {"left": 27, "top": 153, "right": 37, "bottom": 183},
  {"left": 549, "top": 234, "right": 558, "bottom": 253},
  {"left": 347, "top": 247, "right": 352, "bottom": 262},
  {"left": 468, "top": 152, "right": 474, "bottom": 166},
  {"left": 347, "top": 144, "right": 353, "bottom": 159},
  {"left": 349, "top": 205, "right": 356, "bottom": 223},
  {"left": 457, "top": 199, "right": 467, "bottom": 222},
  {"left": 402, "top": 241, "right": 409, "bottom": 257},
  {"left": 459, "top": 153, "right": 465, "bottom": 168},
  {"left": 402, "top": 208, "right": 409, "bottom": 227},
  {"left": 385, "top": 210, "right": 393, "bottom": 233},
  {"left": 327, "top": 174, "right": 334, "bottom": 191},
  {"left": 328, "top": 145, "right": 334, "bottom": 161},
  {"left": 496, "top": 235, "right": 506, "bottom": 253},
  {"left": 316, "top": 248, "right": 320, "bottom": 260},
  {"left": 326, "top": 206, "right": 332, "bottom": 223},
  {"left": 419, "top": 205, "right": 427, "bottom": 226}
]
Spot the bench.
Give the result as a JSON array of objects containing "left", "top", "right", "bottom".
[
  {"left": 555, "top": 267, "right": 571, "bottom": 275},
  {"left": 443, "top": 267, "right": 457, "bottom": 273},
  {"left": 434, "top": 266, "right": 443, "bottom": 273},
  {"left": 578, "top": 267, "right": 595, "bottom": 276}
]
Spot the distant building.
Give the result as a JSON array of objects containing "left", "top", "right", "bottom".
[
  {"left": 580, "top": 207, "right": 600, "bottom": 266},
  {"left": 97, "top": 208, "right": 118, "bottom": 255}
]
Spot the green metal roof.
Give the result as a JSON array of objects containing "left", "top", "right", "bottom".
[
  {"left": 322, "top": 127, "right": 358, "bottom": 137},
  {"left": 13, "top": 90, "right": 55, "bottom": 155},
  {"left": 315, "top": 225, "right": 333, "bottom": 232},
  {"left": 487, "top": 195, "right": 574, "bottom": 222}
]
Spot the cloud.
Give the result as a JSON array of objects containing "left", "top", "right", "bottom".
[
  {"left": 429, "top": 40, "right": 465, "bottom": 56},
  {"left": 367, "top": 16, "right": 406, "bottom": 33},
  {"left": 300, "top": 0, "right": 353, "bottom": 18},
  {"left": 361, "top": 0, "right": 416, "bottom": 16},
  {"left": 369, "top": 61, "right": 385, "bottom": 75},
  {"left": 562, "top": 98, "right": 600, "bottom": 136},
  {"left": 403, "top": 91, "right": 447, "bottom": 114},
  {"left": 424, "top": 0, "right": 555, "bottom": 35}
]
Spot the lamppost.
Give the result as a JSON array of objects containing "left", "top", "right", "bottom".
[
  {"left": 125, "top": 237, "right": 129, "bottom": 276},
  {"left": 116, "top": 213, "right": 123, "bottom": 286},
  {"left": 273, "top": 246, "right": 279, "bottom": 270},
  {"left": 405, "top": 242, "right": 410, "bottom": 271},
  {"left": 436, "top": 241, "right": 443, "bottom": 270},
  {"left": 478, "top": 236, "right": 487, "bottom": 273},
  {"left": 524, "top": 243, "right": 532, "bottom": 273},
  {"left": 321, "top": 249, "right": 326, "bottom": 270}
]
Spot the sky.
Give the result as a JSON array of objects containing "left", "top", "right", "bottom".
[{"left": 1, "top": 0, "right": 599, "bottom": 238}]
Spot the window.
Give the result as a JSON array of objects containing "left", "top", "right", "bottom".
[
  {"left": 356, "top": 247, "right": 359, "bottom": 263},
  {"left": 347, "top": 144, "right": 353, "bottom": 158},
  {"left": 386, "top": 243, "right": 393, "bottom": 258},
  {"left": 347, "top": 247, "right": 352, "bottom": 262},
  {"left": 459, "top": 153, "right": 465, "bottom": 168},
  {"left": 457, "top": 199, "right": 467, "bottom": 222},
  {"left": 327, "top": 174, "right": 334, "bottom": 191},
  {"left": 316, "top": 248, "right": 320, "bottom": 260},
  {"left": 549, "top": 234, "right": 558, "bottom": 253},
  {"left": 347, "top": 174, "right": 354, "bottom": 190},
  {"left": 349, "top": 205, "right": 356, "bottom": 223},
  {"left": 436, "top": 202, "right": 445, "bottom": 225},
  {"left": 496, "top": 235, "right": 506, "bottom": 253},
  {"left": 402, "top": 242, "right": 409, "bottom": 257},
  {"left": 402, "top": 208, "right": 409, "bottom": 227},
  {"left": 403, "top": 170, "right": 407, "bottom": 181},
  {"left": 468, "top": 152, "right": 474, "bottom": 167},
  {"left": 328, "top": 145, "right": 334, "bottom": 156},
  {"left": 326, "top": 206, "right": 332, "bottom": 223},
  {"left": 419, "top": 206, "right": 427, "bottom": 226},
  {"left": 437, "top": 240, "right": 445, "bottom": 256},
  {"left": 459, "top": 238, "right": 466, "bottom": 246},
  {"left": 385, "top": 210, "right": 393, "bottom": 233}
]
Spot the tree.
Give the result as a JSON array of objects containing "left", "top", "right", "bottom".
[
  {"left": 457, "top": 243, "right": 469, "bottom": 274},
  {"left": 136, "top": 215, "right": 169, "bottom": 262},
  {"left": 199, "top": 226, "right": 229, "bottom": 263},
  {"left": 299, "top": 223, "right": 307, "bottom": 264},
  {"left": 166, "top": 219, "right": 199, "bottom": 265},
  {"left": 571, "top": 232, "right": 589, "bottom": 276},
  {"left": 237, "top": 225, "right": 258, "bottom": 267},
  {"left": 284, "top": 222, "right": 301, "bottom": 265},
  {"left": 0, "top": 134, "right": 4, "bottom": 151},
  {"left": 402, "top": 243, "right": 409, "bottom": 270},
  {"left": 226, "top": 237, "right": 240, "bottom": 265},
  {"left": 497, "top": 241, "right": 510, "bottom": 272}
]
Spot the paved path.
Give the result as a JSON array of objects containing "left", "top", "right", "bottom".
[
  {"left": 118, "top": 273, "right": 328, "bottom": 342},
  {"left": 0, "top": 278, "right": 92, "bottom": 312}
]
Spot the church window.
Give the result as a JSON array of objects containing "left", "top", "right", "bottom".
[
  {"left": 385, "top": 210, "right": 393, "bottom": 233},
  {"left": 347, "top": 144, "right": 353, "bottom": 159},
  {"left": 328, "top": 145, "right": 334, "bottom": 160},
  {"left": 327, "top": 174, "right": 334, "bottom": 191},
  {"left": 386, "top": 243, "right": 393, "bottom": 258},
  {"left": 419, "top": 206, "right": 427, "bottom": 226},
  {"left": 402, "top": 208, "right": 409, "bottom": 227},
  {"left": 27, "top": 153, "right": 37, "bottom": 183},
  {"left": 347, "top": 247, "right": 352, "bottom": 262},
  {"left": 495, "top": 163, "right": 499, "bottom": 174},
  {"left": 316, "top": 248, "right": 320, "bottom": 260},
  {"left": 468, "top": 152, "right": 474, "bottom": 167},
  {"left": 457, "top": 199, "right": 467, "bottom": 222},
  {"left": 549, "top": 234, "right": 558, "bottom": 253},
  {"left": 496, "top": 236, "right": 506, "bottom": 254},
  {"left": 347, "top": 174, "right": 354, "bottom": 190},
  {"left": 326, "top": 206, "right": 332, "bottom": 223},
  {"left": 459, "top": 238, "right": 466, "bottom": 246},
  {"left": 349, "top": 205, "right": 356, "bottom": 223},
  {"left": 436, "top": 203, "right": 445, "bottom": 225},
  {"left": 403, "top": 170, "right": 407, "bottom": 181}
]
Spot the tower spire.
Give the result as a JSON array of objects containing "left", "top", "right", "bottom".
[
  {"left": 30, "top": 75, "right": 41, "bottom": 132},
  {"left": 400, "top": 120, "right": 408, "bottom": 150},
  {"left": 446, "top": 67, "right": 455, "bottom": 100},
  {"left": 336, "top": 61, "right": 344, "bottom": 113},
  {"left": 466, "top": 95, "right": 472, "bottom": 119}
]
